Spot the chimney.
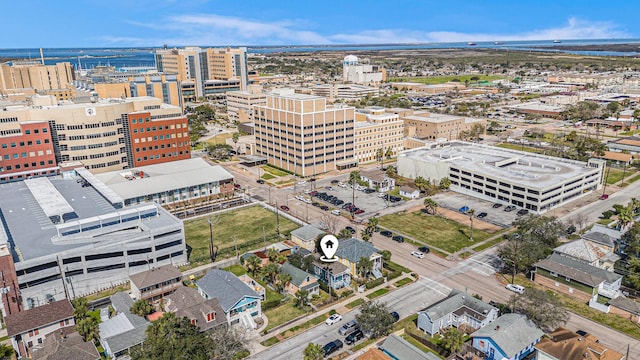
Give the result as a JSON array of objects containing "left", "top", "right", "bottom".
[
  {"left": 495, "top": 326, "right": 500, "bottom": 331},
  {"left": 60, "top": 329, "right": 66, "bottom": 341}
]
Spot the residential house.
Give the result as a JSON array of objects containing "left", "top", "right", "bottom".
[
  {"left": 360, "top": 168, "right": 395, "bottom": 192},
  {"left": 196, "top": 269, "right": 262, "bottom": 329},
  {"left": 417, "top": 289, "right": 498, "bottom": 336},
  {"left": 164, "top": 286, "right": 227, "bottom": 332},
  {"left": 238, "top": 274, "right": 266, "bottom": 300},
  {"left": 534, "top": 327, "right": 624, "bottom": 360},
  {"left": 608, "top": 296, "right": 640, "bottom": 323},
  {"left": 98, "top": 293, "right": 150, "bottom": 359},
  {"left": 356, "top": 348, "right": 391, "bottom": 360},
  {"left": 129, "top": 264, "right": 182, "bottom": 301},
  {"left": 312, "top": 254, "right": 351, "bottom": 290},
  {"left": 280, "top": 262, "right": 320, "bottom": 297},
  {"left": 471, "top": 314, "right": 544, "bottom": 360},
  {"left": 534, "top": 253, "right": 623, "bottom": 302},
  {"left": 378, "top": 334, "right": 441, "bottom": 360},
  {"left": 581, "top": 224, "right": 622, "bottom": 253},
  {"left": 31, "top": 325, "right": 100, "bottom": 360},
  {"left": 336, "top": 238, "right": 383, "bottom": 279},
  {"left": 290, "top": 225, "right": 325, "bottom": 252},
  {"left": 6, "top": 299, "right": 75, "bottom": 359},
  {"left": 399, "top": 186, "right": 420, "bottom": 199},
  {"left": 553, "top": 239, "right": 620, "bottom": 272}
]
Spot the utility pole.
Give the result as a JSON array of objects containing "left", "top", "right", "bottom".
[
  {"left": 232, "top": 236, "right": 238, "bottom": 259},
  {"left": 262, "top": 226, "right": 267, "bottom": 251},
  {"left": 602, "top": 165, "right": 611, "bottom": 197},
  {"left": 275, "top": 201, "right": 281, "bottom": 240},
  {"left": 208, "top": 217, "right": 215, "bottom": 262}
]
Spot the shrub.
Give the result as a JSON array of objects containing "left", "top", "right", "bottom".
[{"left": 365, "top": 278, "right": 386, "bottom": 289}]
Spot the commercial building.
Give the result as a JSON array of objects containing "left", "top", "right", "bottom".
[
  {"left": 254, "top": 89, "right": 357, "bottom": 176},
  {"left": 342, "top": 55, "right": 385, "bottom": 84},
  {"left": 397, "top": 141, "right": 605, "bottom": 214},
  {"left": 354, "top": 107, "right": 404, "bottom": 164},
  {"left": 396, "top": 109, "right": 486, "bottom": 141},
  {"left": 226, "top": 85, "right": 267, "bottom": 124},
  {"left": 0, "top": 96, "right": 189, "bottom": 176},
  {"left": 0, "top": 62, "right": 75, "bottom": 101},
  {"left": 311, "top": 83, "right": 379, "bottom": 102},
  {"left": 0, "top": 173, "right": 187, "bottom": 311},
  {"left": 95, "top": 158, "right": 234, "bottom": 206},
  {"left": 155, "top": 46, "right": 248, "bottom": 100},
  {"left": 88, "top": 74, "right": 181, "bottom": 107}
]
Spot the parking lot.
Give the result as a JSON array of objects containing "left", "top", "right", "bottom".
[{"left": 431, "top": 191, "right": 522, "bottom": 228}]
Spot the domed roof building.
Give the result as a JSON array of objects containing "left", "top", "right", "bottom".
[
  {"left": 343, "top": 55, "right": 359, "bottom": 65},
  {"left": 342, "top": 55, "right": 385, "bottom": 85}
]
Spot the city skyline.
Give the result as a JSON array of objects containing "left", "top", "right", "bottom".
[{"left": 2, "top": 0, "right": 638, "bottom": 48}]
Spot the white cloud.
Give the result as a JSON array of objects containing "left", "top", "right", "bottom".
[{"left": 107, "top": 15, "right": 630, "bottom": 46}]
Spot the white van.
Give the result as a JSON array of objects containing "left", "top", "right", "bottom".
[{"left": 331, "top": 209, "right": 341, "bottom": 216}]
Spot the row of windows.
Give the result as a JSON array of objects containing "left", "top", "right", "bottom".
[
  {"left": 24, "top": 128, "right": 48, "bottom": 134},
  {"left": 2, "top": 150, "right": 51, "bottom": 160},
  {"left": 1, "top": 139, "right": 50, "bottom": 148},
  {"left": 136, "top": 143, "right": 187, "bottom": 152},
  {"left": 136, "top": 151, "right": 186, "bottom": 161}
]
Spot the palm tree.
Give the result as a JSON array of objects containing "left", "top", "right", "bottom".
[
  {"left": 277, "top": 272, "right": 292, "bottom": 294},
  {"left": 385, "top": 146, "right": 393, "bottom": 161},
  {"left": 303, "top": 343, "right": 324, "bottom": 360},
  {"left": 357, "top": 257, "right": 373, "bottom": 279},
  {"left": 262, "top": 263, "right": 280, "bottom": 285},
  {"left": 366, "top": 217, "right": 379, "bottom": 235},
  {"left": 130, "top": 299, "right": 153, "bottom": 317},
  {"left": 617, "top": 205, "right": 634, "bottom": 231},
  {"left": 266, "top": 247, "right": 279, "bottom": 263},
  {"left": 630, "top": 198, "right": 640, "bottom": 215},
  {"left": 423, "top": 198, "right": 438, "bottom": 215},
  {"left": 245, "top": 255, "right": 262, "bottom": 276},
  {"left": 77, "top": 317, "right": 99, "bottom": 342},
  {"left": 468, "top": 209, "right": 475, "bottom": 241},
  {"left": 441, "top": 328, "right": 465, "bottom": 353},
  {"left": 337, "top": 228, "right": 353, "bottom": 240},
  {"left": 72, "top": 297, "right": 88, "bottom": 320},
  {"left": 385, "top": 166, "right": 397, "bottom": 178},
  {"left": 414, "top": 176, "right": 428, "bottom": 192},
  {"left": 376, "top": 148, "right": 384, "bottom": 169},
  {"left": 295, "top": 289, "right": 310, "bottom": 308}
]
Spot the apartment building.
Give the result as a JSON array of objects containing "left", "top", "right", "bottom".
[
  {"left": 89, "top": 74, "right": 181, "bottom": 107},
  {"left": 226, "top": 85, "right": 267, "bottom": 124},
  {"left": 0, "top": 96, "right": 188, "bottom": 177},
  {"left": 547, "top": 73, "right": 623, "bottom": 86},
  {"left": 0, "top": 62, "right": 75, "bottom": 100},
  {"left": 398, "top": 141, "right": 605, "bottom": 214},
  {"left": 354, "top": 107, "right": 404, "bottom": 164},
  {"left": 395, "top": 109, "right": 486, "bottom": 141},
  {"left": 254, "top": 89, "right": 356, "bottom": 176},
  {"left": 342, "top": 55, "right": 385, "bottom": 84}
]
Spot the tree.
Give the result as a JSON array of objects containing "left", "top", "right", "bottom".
[
  {"left": 512, "top": 215, "right": 565, "bottom": 248},
  {"left": 131, "top": 312, "right": 213, "bottom": 360},
  {"left": 207, "top": 143, "right": 233, "bottom": 160},
  {"left": 366, "top": 217, "right": 379, "bottom": 235},
  {"left": 295, "top": 289, "right": 310, "bottom": 308},
  {"left": 380, "top": 250, "right": 392, "bottom": 262},
  {"left": 423, "top": 198, "right": 439, "bottom": 215},
  {"left": 511, "top": 288, "right": 569, "bottom": 332},
  {"left": 414, "top": 176, "right": 428, "bottom": 192},
  {"left": 376, "top": 148, "right": 384, "bottom": 169},
  {"left": 303, "top": 343, "right": 324, "bottom": 360},
  {"left": 209, "top": 325, "right": 248, "bottom": 360},
  {"left": 245, "top": 255, "right": 262, "bottom": 276},
  {"left": 355, "top": 301, "right": 395, "bottom": 338},
  {"left": 441, "top": 328, "right": 465, "bottom": 353},
  {"left": 277, "top": 272, "right": 292, "bottom": 294},
  {"left": 348, "top": 170, "right": 361, "bottom": 186},
  {"left": 72, "top": 297, "right": 89, "bottom": 320},
  {"left": 337, "top": 228, "right": 353, "bottom": 240},
  {"left": 232, "top": 132, "right": 240, "bottom": 154},
  {"left": 617, "top": 204, "right": 634, "bottom": 231},
  {"left": 0, "top": 344, "right": 14, "bottom": 360},
  {"left": 130, "top": 299, "right": 154, "bottom": 317},
  {"left": 262, "top": 263, "right": 280, "bottom": 285},
  {"left": 266, "top": 247, "right": 280, "bottom": 262},
  {"left": 439, "top": 177, "right": 451, "bottom": 190},
  {"left": 356, "top": 257, "right": 373, "bottom": 279},
  {"left": 320, "top": 213, "right": 341, "bottom": 236},
  {"left": 385, "top": 166, "right": 397, "bottom": 178},
  {"left": 76, "top": 317, "right": 99, "bottom": 342}
]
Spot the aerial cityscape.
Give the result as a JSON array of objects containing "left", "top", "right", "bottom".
[{"left": 2, "top": 1, "right": 640, "bottom": 360}]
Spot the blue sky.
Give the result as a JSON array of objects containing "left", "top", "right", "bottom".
[{"left": 3, "top": 0, "right": 638, "bottom": 48}]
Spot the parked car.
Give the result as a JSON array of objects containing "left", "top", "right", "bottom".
[
  {"left": 389, "top": 195, "right": 401, "bottom": 202},
  {"left": 331, "top": 209, "right": 341, "bottom": 216},
  {"left": 320, "top": 205, "right": 329, "bottom": 211},
  {"left": 576, "top": 330, "right": 588, "bottom": 336},
  {"left": 325, "top": 314, "right": 343, "bottom": 325},
  {"left": 331, "top": 180, "right": 340, "bottom": 184},
  {"left": 338, "top": 320, "right": 358, "bottom": 335},
  {"left": 323, "top": 340, "right": 343, "bottom": 357},
  {"left": 476, "top": 212, "right": 488, "bottom": 219},
  {"left": 280, "top": 205, "right": 290, "bottom": 211},
  {"left": 393, "top": 235, "right": 404, "bottom": 243},
  {"left": 505, "top": 283, "right": 525, "bottom": 294},
  {"left": 345, "top": 226, "right": 356, "bottom": 234},
  {"left": 600, "top": 194, "right": 609, "bottom": 200},
  {"left": 418, "top": 246, "right": 430, "bottom": 253},
  {"left": 390, "top": 311, "right": 400, "bottom": 322},
  {"left": 345, "top": 329, "right": 364, "bottom": 345},
  {"left": 257, "top": 179, "right": 265, "bottom": 184},
  {"left": 378, "top": 192, "right": 387, "bottom": 198},
  {"left": 298, "top": 180, "right": 307, "bottom": 186},
  {"left": 364, "top": 188, "right": 375, "bottom": 194},
  {"left": 504, "top": 205, "right": 516, "bottom": 212},
  {"left": 233, "top": 184, "right": 241, "bottom": 190},
  {"left": 354, "top": 209, "right": 365, "bottom": 215},
  {"left": 517, "top": 209, "right": 529, "bottom": 216},
  {"left": 342, "top": 202, "right": 352, "bottom": 209},
  {"left": 492, "top": 203, "right": 503, "bottom": 209},
  {"left": 459, "top": 206, "right": 470, "bottom": 213},
  {"left": 411, "top": 251, "right": 425, "bottom": 258},
  {"left": 381, "top": 230, "right": 393, "bottom": 237},
  {"left": 338, "top": 182, "right": 347, "bottom": 188},
  {"left": 325, "top": 186, "right": 334, "bottom": 191}
]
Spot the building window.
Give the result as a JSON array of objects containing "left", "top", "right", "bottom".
[
  {"left": 191, "top": 319, "right": 197, "bottom": 326},
  {"left": 206, "top": 312, "right": 216, "bottom": 322}
]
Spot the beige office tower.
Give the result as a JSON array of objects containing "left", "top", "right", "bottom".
[
  {"left": 354, "top": 107, "right": 404, "bottom": 164},
  {"left": 226, "top": 85, "right": 267, "bottom": 124},
  {"left": 254, "top": 89, "right": 357, "bottom": 177},
  {"left": 0, "top": 62, "right": 75, "bottom": 100}
]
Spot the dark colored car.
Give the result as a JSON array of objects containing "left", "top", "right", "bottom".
[
  {"left": 256, "top": 179, "right": 265, "bottom": 184},
  {"left": 280, "top": 205, "right": 290, "bottom": 211},
  {"left": 334, "top": 200, "right": 344, "bottom": 206},
  {"left": 392, "top": 235, "right": 404, "bottom": 243},
  {"left": 345, "top": 226, "right": 356, "bottom": 234},
  {"left": 320, "top": 205, "right": 330, "bottom": 211},
  {"left": 234, "top": 184, "right": 241, "bottom": 190},
  {"left": 517, "top": 209, "right": 529, "bottom": 216},
  {"left": 381, "top": 230, "right": 393, "bottom": 237},
  {"left": 418, "top": 246, "right": 430, "bottom": 253},
  {"left": 390, "top": 311, "right": 400, "bottom": 322},
  {"left": 344, "top": 329, "right": 364, "bottom": 345},
  {"left": 389, "top": 196, "right": 401, "bottom": 202},
  {"left": 492, "top": 203, "right": 502, "bottom": 209},
  {"left": 309, "top": 190, "right": 318, "bottom": 196},
  {"left": 364, "top": 188, "right": 375, "bottom": 194},
  {"left": 476, "top": 212, "right": 488, "bottom": 219},
  {"left": 323, "top": 340, "right": 343, "bottom": 357},
  {"left": 312, "top": 202, "right": 321, "bottom": 207},
  {"left": 576, "top": 330, "right": 588, "bottom": 336},
  {"left": 331, "top": 180, "right": 340, "bottom": 184},
  {"left": 342, "top": 203, "right": 352, "bottom": 209},
  {"left": 354, "top": 209, "right": 365, "bottom": 215}
]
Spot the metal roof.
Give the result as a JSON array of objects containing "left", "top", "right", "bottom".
[
  {"left": 24, "top": 177, "right": 74, "bottom": 218},
  {"left": 75, "top": 167, "right": 124, "bottom": 206}
]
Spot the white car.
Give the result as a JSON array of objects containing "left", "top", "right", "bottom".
[
  {"left": 411, "top": 251, "right": 425, "bottom": 259},
  {"left": 304, "top": 189, "right": 313, "bottom": 194},
  {"left": 506, "top": 284, "right": 525, "bottom": 294},
  {"left": 295, "top": 195, "right": 304, "bottom": 201},
  {"left": 325, "top": 314, "right": 342, "bottom": 325},
  {"left": 338, "top": 182, "right": 347, "bottom": 188},
  {"left": 378, "top": 192, "right": 387, "bottom": 198},
  {"left": 298, "top": 180, "right": 307, "bottom": 186},
  {"left": 303, "top": 198, "right": 312, "bottom": 204},
  {"left": 331, "top": 209, "right": 341, "bottom": 216}
]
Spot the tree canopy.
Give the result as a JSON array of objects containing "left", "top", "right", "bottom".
[
  {"left": 355, "top": 301, "right": 396, "bottom": 338},
  {"left": 511, "top": 288, "right": 569, "bottom": 332}
]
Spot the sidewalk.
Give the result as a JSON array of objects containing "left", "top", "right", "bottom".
[{"left": 256, "top": 272, "right": 416, "bottom": 343}]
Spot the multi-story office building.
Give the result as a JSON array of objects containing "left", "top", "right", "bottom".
[
  {"left": 0, "top": 96, "right": 189, "bottom": 178},
  {"left": 342, "top": 55, "right": 385, "bottom": 85},
  {"left": 226, "top": 85, "right": 267, "bottom": 124},
  {"left": 0, "top": 173, "right": 187, "bottom": 311},
  {"left": 311, "top": 83, "right": 380, "bottom": 102},
  {"left": 397, "top": 141, "right": 606, "bottom": 214},
  {"left": 88, "top": 74, "right": 181, "bottom": 107},
  {"left": 155, "top": 47, "right": 248, "bottom": 100},
  {"left": 0, "top": 62, "right": 75, "bottom": 100},
  {"left": 354, "top": 107, "right": 404, "bottom": 164},
  {"left": 394, "top": 109, "right": 486, "bottom": 141},
  {"left": 254, "top": 89, "right": 357, "bottom": 176},
  {"left": 0, "top": 120, "right": 57, "bottom": 182}
]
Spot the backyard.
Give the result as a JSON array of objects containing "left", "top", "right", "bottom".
[
  {"left": 184, "top": 206, "right": 299, "bottom": 264},
  {"left": 379, "top": 211, "right": 496, "bottom": 254}
]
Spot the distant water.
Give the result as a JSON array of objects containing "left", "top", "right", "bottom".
[{"left": 1, "top": 38, "right": 638, "bottom": 69}]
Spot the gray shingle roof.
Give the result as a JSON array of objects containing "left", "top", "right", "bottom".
[
  {"left": 379, "top": 334, "right": 441, "bottom": 360},
  {"left": 99, "top": 312, "right": 149, "bottom": 355},
  {"left": 553, "top": 239, "right": 609, "bottom": 263},
  {"left": 129, "top": 264, "right": 181, "bottom": 290},
  {"left": 109, "top": 292, "right": 134, "bottom": 314},
  {"left": 535, "top": 253, "right": 622, "bottom": 287},
  {"left": 280, "top": 262, "right": 316, "bottom": 287},
  {"left": 291, "top": 225, "right": 325, "bottom": 242},
  {"left": 196, "top": 269, "right": 260, "bottom": 312},
  {"left": 164, "top": 286, "right": 227, "bottom": 331},
  {"left": 609, "top": 296, "right": 640, "bottom": 316},
  {"left": 472, "top": 314, "right": 543, "bottom": 358},
  {"left": 335, "top": 238, "right": 380, "bottom": 264},
  {"left": 32, "top": 325, "right": 100, "bottom": 360},
  {"left": 419, "top": 289, "right": 495, "bottom": 321}
]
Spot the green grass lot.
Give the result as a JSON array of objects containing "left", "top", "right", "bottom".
[
  {"left": 346, "top": 298, "right": 365, "bottom": 309},
  {"left": 184, "top": 206, "right": 299, "bottom": 264},
  {"left": 261, "top": 173, "right": 276, "bottom": 180},
  {"left": 366, "top": 288, "right": 389, "bottom": 299},
  {"left": 394, "top": 278, "right": 413, "bottom": 287},
  {"left": 379, "top": 211, "right": 495, "bottom": 254},
  {"left": 264, "top": 300, "right": 310, "bottom": 332},
  {"left": 261, "top": 165, "right": 290, "bottom": 177},
  {"left": 388, "top": 74, "right": 504, "bottom": 85},
  {"left": 622, "top": 172, "right": 640, "bottom": 187},
  {"left": 206, "top": 133, "right": 233, "bottom": 145},
  {"left": 606, "top": 167, "right": 638, "bottom": 185}
]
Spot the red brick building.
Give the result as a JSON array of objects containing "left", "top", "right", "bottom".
[
  {"left": 0, "top": 121, "right": 57, "bottom": 183},
  {"left": 0, "top": 245, "right": 22, "bottom": 316},
  {"left": 124, "top": 112, "right": 191, "bottom": 167}
]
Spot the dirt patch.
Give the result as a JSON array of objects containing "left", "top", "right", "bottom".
[{"left": 407, "top": 205, "right": 501, "bottom": 233}]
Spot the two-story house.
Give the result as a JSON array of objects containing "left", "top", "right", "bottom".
[
  {"left": 534, "top": 327, "right": 624, "bottom": 360},
  {"left": 196, "top": 269, "right": 262, "bottom": 329},
  {"left": 313, "top": 254, "right": 351, "bottom": 290},
  {"left": 7, "top": 299, "right": 75, "bottom": 359},
  {"left": 360, "top": 168, "right": 395, "bottom": 192},
  {"left": 553, "top": 239, "right": 619, "bottom": 272},
  {"left": 98, "top": 292, "right": 150, "bottom": 359},
  {"left": 129, "top": 264, "right": 182, "bottom": 301},
  {"left": 280, "top": 262, "right": 320, "bottom": 297},
  {"left": 471, "top": 314, "right": 544, "bottom": 360},
  {"left": 164, "top": 286, "right": 227, "bottom": 332},
  {"left": 417, "top": 289, "right": 498, "bottom": 336},
  {"left": 335, "top": 238, "right": 383, "bottom": 279},
  {"left": 31, "top": 325, "right": 100, "bottom": 360},
  {"left": 290, "top": 225, "right": 325, "bottom": 252}
]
